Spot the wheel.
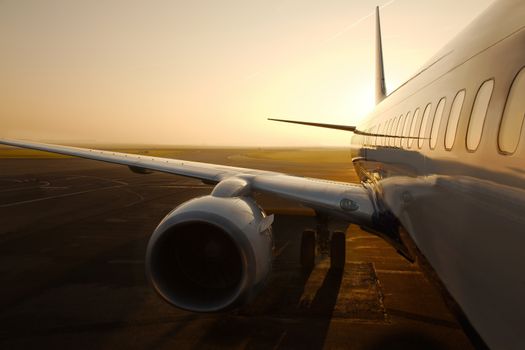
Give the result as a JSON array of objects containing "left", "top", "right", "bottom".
[
  {"left": 300, "top": 229, "right": 316, "bottom": 268},
  {"left": 330, "top": 230, "right": 346, "bottom": 270}
]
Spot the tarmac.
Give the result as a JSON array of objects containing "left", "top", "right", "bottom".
[{"left": 0, "top": 149, "right": 475, "bottom": 349}]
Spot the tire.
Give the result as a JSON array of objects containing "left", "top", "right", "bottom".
[
  {"left": 330, "top": 230, "right": 346, "bottom": 270},
  {"left": 300, "top": 229, "right": 316, "bottom": 268}
]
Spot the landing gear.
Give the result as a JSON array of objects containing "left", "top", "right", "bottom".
[
  {"left": 300, "top": 229, "right": 316, "bottom": 269},
  {"left": 300, "top": 221, "right": 347, "bottom": 270}
]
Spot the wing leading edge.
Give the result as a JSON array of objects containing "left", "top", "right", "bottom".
[{"left": 0, "top": 138, "right": 375, "bottom": 225}]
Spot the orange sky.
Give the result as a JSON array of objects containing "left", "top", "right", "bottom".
[{"left": 0, "top": 0, "right": 495, "bottom": 146}]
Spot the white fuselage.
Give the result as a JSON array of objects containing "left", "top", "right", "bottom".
[{"left": 352, "top": 1, "right": 525, "bottom": 348}]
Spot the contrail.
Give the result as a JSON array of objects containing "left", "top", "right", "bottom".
[
  {"left": 243, "top": 0, "right": 398, "bottom": 81},
  {"left": 327, "top": 0, "right": 397, "bottom": 42}
]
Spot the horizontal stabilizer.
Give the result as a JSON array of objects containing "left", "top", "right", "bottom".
[
  {"left": 268, "top": 118, "right": 422, "bottom": 139},
  {"left": 268, "top": 118, "right": 356, "bottom": 132}
]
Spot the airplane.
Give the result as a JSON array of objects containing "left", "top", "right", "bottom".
[{"left": 1, "top": 0, "right": 524, "bottom": 348}]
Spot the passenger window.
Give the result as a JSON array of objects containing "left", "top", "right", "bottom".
[
  {"left": 430, "top": 98, "right": 446, "bottom": 149},
  {"left": 396, "top": 114, "right": 405, "bottom": 147},
  {"left": 375, "top": 123, "right": 381, "bottom": 146},
  {"left": 384, "top": 119, "right": 391, "bottom": 146},
  {"left": 385, "top": 119, "right": 392, "bottom": 146},
  {"left": 409, "top": 108, "right": 421, "bottom": 148},
  {"left": 445, "top": 90, "right": 466, "bottom": 150},
  {"left": 418, "top": 104, "right": 432, "bottom": 149},
  {"left": 467, "top": 80, "right": 494, "bottom": 151},
  {"left": 378, "top": 123, "right": 384, "bottom": 146},
  {"left": 378, "top": 122, "right": 384, "bottom": 146},
  {"left": 499, "top": 68, "right": 525, "bottom": 154},
  {"left": 390, "top": 117, "right": 399, "bottom": 146},
  {"left": 402, "top": 112, "right": 412, "bottom": 148},
  {"left": 395, "top": 116, "right": 401, "bottom": 146},
  {"left": 383, "top": 120, "right": 389, "bottom": 146}
]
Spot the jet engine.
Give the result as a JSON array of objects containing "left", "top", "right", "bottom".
[{"left": 145, "top": 195, "right": 273, "bottom": 312}]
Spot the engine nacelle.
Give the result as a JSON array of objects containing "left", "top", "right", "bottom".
[{"left": 145, "top": 195, "right": 273, "bottom": 312}]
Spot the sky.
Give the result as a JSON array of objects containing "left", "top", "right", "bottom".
[{"left": 0, "top": 0, "right": 495, "bottom": 147}]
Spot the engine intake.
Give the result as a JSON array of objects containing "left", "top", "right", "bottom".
[{"left": 146, "top": 195, "right": 273, "bottom": 312}]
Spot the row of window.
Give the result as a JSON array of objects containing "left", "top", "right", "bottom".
[{"left": 363, "top": 67, "right": 525, "bottom": 155}]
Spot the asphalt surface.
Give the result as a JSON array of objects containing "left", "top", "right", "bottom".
[{"left": 0, "top": 150, "right": 475, "bottom": 349}]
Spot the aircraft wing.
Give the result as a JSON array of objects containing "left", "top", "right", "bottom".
[{"left": 0, "top": 138, "right": 375, "bottom": 224}]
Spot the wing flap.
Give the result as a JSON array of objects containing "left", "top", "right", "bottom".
[{"left": 251, "top": 174, "right": 374, "bottom": 223}]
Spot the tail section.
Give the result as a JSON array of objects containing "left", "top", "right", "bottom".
[{"left": 375, "top": 6, "right": 386, "bottom": 104}]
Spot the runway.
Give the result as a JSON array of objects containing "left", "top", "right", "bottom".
[{"left": 0, "top": 149, "right": 474, "bottom": 349}]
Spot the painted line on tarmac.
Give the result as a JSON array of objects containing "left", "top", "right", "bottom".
[
  {"left": 375, "top": 269, "right": 422, "bottom": 275},
  {"left": 0, "top": 186, "right": 41, "bottom": 193},
  {"left": 0, "top": 185, "right": 125, "bottom": 208}
]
